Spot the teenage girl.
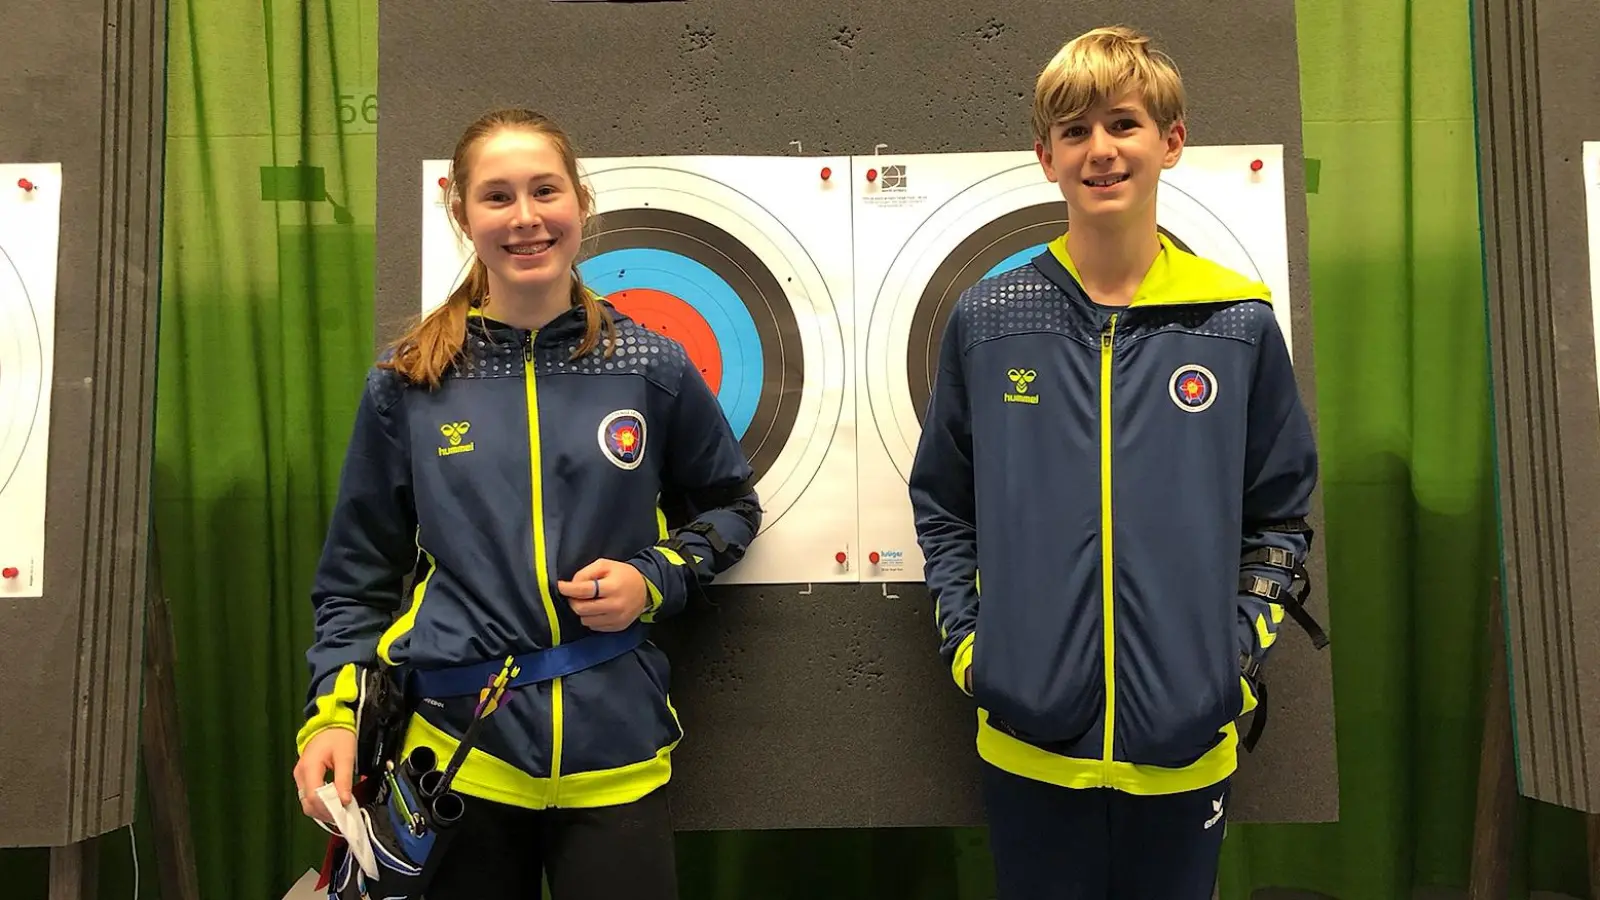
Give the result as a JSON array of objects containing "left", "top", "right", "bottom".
[{"left": 290, "top": 107, "right": 761, "bottom": 899}]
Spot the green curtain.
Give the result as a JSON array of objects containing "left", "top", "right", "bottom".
[
  {"left": 2, "top": 0, "right": 1586, "bottom": 897},
  {"left": 1215, "top": 0, "right": 1590, "bottom": 897},
  {"left": 148, "top": 0, "right": 379, "bottom": 894}
]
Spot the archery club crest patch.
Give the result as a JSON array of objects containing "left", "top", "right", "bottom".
[
  {"left": 1168, "top": 364, "right": 1217, "bottom": 413},
  {"left": 598, "top": 409, "right": 647, "bottom": 470}
]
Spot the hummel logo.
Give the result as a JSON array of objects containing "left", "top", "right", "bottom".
[
  {"left": 1004, "top": 367, "right": 1039, "bottom": 405},
  {"left": 1204, "top": 796, "right": 1224, "bottom": 829}
]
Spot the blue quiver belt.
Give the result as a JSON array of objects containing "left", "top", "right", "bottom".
[
  {"left": 325, "top": 745, "right": 465, "bottom": 899},
  {"left": 320, "top": 624, "right": 651, "bottom": 898}
]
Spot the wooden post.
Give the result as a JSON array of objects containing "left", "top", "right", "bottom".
[
  {"left": 47, "top": 838, "right": 98, "bottom": 900},
  {"left": 140, "top": 543, "right": 203, "bottom": 900},
  {"left": 1468, "top": 575, "right": 1516, "bottom": 899},
  {"left": 1588, "top": 813, "right": 1600, "bottom": 898}
]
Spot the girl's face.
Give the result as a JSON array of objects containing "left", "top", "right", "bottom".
[{"left": 457, "top": 129, "right": 586, "bottom": 301}]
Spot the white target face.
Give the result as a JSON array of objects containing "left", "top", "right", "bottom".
[
  {"left": 0, "top": 245, "right": 43, "bottom": 495},
  {"left": 862, "top": 148, "right": 1290, "bottom": 483},
  {"left": 0, "top": 163, "right": 61, "bottom": 599},
  {"left": 417, "top": 157, "right": 854, "bottom": 560},
  {"left": 1586, "top": 142, "right": 1600, "bottom": 407},
  {"left": 576, "top": 160, "right": 848, "bottom": 535}
]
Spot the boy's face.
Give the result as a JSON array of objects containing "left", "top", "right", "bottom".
[{"left": 1035, "top": 90, "right": 1185, "bottom": 227}]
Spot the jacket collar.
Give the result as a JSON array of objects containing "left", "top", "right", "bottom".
[
  {"left": 465, "top": 287, "right": 618, "bottom": 345},
  {"left": 1033, "top": 233, "right": 1271, "bottom": 308}
]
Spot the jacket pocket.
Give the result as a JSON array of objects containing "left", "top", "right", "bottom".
[
  {"left": 1115, "top": 609, "right": 1238, "bottom": 767},
  {"left": 633, "top": 641, "right": 672, "bottom": 698},
  {"left": 972, "top": 620, "right": 1103, "bottom": 745}
]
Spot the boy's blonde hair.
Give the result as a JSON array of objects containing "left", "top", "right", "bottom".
[{"left": 1032, "top": 25, "right": 1186, "bottom": 143}]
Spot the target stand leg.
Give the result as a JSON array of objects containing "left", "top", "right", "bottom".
[{"left": 48, "top": 837, "right": 99, "bottom": 900}]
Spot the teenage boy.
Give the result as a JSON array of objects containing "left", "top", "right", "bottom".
[{"left": 908, "top": 24, "right": 1326, "bottom": 900}]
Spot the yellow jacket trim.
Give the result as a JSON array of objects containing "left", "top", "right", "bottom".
[
  {"left": 976, "top": 709, "right": 1238, "bottom": 795},
  {"left": 1048, "top": 233, "right": 1273, "bottom": 307},
  {"left": 639, "top": 574, "right": 665, "bottom": 623},
  {"left": 523, "top": 335, "right": 569, "bottom": 804},
  {"left": 399, "top": 707, "right": 680, "bottom": 810},
  {"left": 1255, "top": 602, "right": 1286, "bottom": 651},
  {"left": 951, "top": 632, "right": 976, "bottom": 696},
  {"left": 377, "top": 546, "right": 435, "bottom": 665},
  {"left": 295, "top": 663, "right": 360, "bottom": 754},
  {"left": 1099, "top": 311, "right": 1118, "bottom": 774}
]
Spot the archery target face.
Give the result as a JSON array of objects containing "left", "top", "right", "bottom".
[
  {"left": 0, "top": 162, "right": 59, "bottom": 599},
  {"left": 863, "top": 154, "right": 1277, "bottom": 484},
  {"left": 1588, "top": 142, "right": 1600, "bottom": 407},
  {"left": 0, "top": 241, "right": 44, "bottom": 497},
  {"left": 574, "top": 161, "right": 847, "bottom": 534}
]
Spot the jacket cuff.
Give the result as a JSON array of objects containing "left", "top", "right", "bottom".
[
  {"left": 951, "top": 632, "right": 976, "bottom": 696},
  {"left": 629, "top": 546, "right": 685, "bottom": 622},
  {"left": 296, "top": 664, "right": 361, "bottom": 754},
  {"left": 1239, "top": 674, "right": 1259, "bottom": 717}
]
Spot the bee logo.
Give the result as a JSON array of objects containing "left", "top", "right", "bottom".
[
  {"left": 1004, "top": 369, "right": 1040, "bottom": 405},
  {"left": 438, "top": 421, "right": 475, "bottom": 456}
]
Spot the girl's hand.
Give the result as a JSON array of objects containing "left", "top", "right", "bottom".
[{"left": 558, "top": 558, "right": 650, "bottom": 631}]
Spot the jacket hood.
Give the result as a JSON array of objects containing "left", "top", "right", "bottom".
[{"left": 1047, "top": 233, "right": 1272, "bottom": 307}]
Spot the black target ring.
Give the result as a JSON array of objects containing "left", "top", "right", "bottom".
[
  {"left": 906, "top": 202, "right": 1194, "bottom": 424},
  {"left": 584, "top": 207, "right": 802, "bottom": 484}
]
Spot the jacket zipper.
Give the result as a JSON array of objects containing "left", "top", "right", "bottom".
[
  {"left": 524, "top": 332, "right": 566, "bottom": 804},
  {"left": 1099, "top": 312, "right": 1118, "bottom": 781}
]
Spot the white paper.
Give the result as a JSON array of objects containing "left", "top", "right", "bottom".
[
  {"left": 418, "top": 160, "right": 473, "bottom": 319},
  {"left": 316, "top": 782, "right": 379, "bottom": 879},
  {"left": 279, "top": 868, "right": 324, "bottom": 900},
  {"left": 1587, "top": 142, "right": 1600, "bottom": 408},
  {"left": 419, "top": 155, "right": 859, "bottom": 585},
  {"left": 849, "top": 146, "right": 1295, "bottom": 584},
  {"left": 0, "top": 164, "right": 60, "bottom": 599}
]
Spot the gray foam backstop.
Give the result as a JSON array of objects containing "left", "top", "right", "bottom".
[
  {"left": 1473, "top": 0, "right": 1600, "bottom": 813},
  {"left": 377, "top": 0, "right": 1337, "bottom": 826},
  {"left": 0, "top": 0, "right": 167, "bottom": 847}
]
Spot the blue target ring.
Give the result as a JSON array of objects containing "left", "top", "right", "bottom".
[
  {"left": 578, "top": 247, "right": 762, "bottom": 438},
  {"left": 982, "top": 243, "right": 1049, "bottom": 280},
  {"left": 580, "top": 206, "right": 803, "bottom": 487}
]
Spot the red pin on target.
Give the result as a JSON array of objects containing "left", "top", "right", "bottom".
[{"left": 17, "top": 178, "right": 35, "bottom": 193}]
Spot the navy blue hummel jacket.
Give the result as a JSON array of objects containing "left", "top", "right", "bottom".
[{"left": 910, "top": 234, "right": 1321, "bottom": 795}]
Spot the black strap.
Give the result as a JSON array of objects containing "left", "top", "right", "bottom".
[
  {"left": 1241, "top": 546, "right": 1295, "bottom": 569},
  {"left": 1236, "top": 519, "right": 1323, "bottom": 755},
  {"left": 1239, "top": 541, "right": 1331, "bottom": 652},
  {"left": 681, "top": 521, "right": 728, "bottom": 554},
  {"left": 1240, "top": 573, "right": 1330, "bottom": 649},
  {"left": 1241, "top": 674, "right": 1268, "bottom": 753}
]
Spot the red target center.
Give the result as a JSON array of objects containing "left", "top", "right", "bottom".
[{"left": 608, "top": 288, "right": 723, "bottom": 393}]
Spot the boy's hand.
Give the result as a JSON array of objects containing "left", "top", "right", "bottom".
[{"left": 558, "top": 559, "right": 649, "bottom": 632}]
